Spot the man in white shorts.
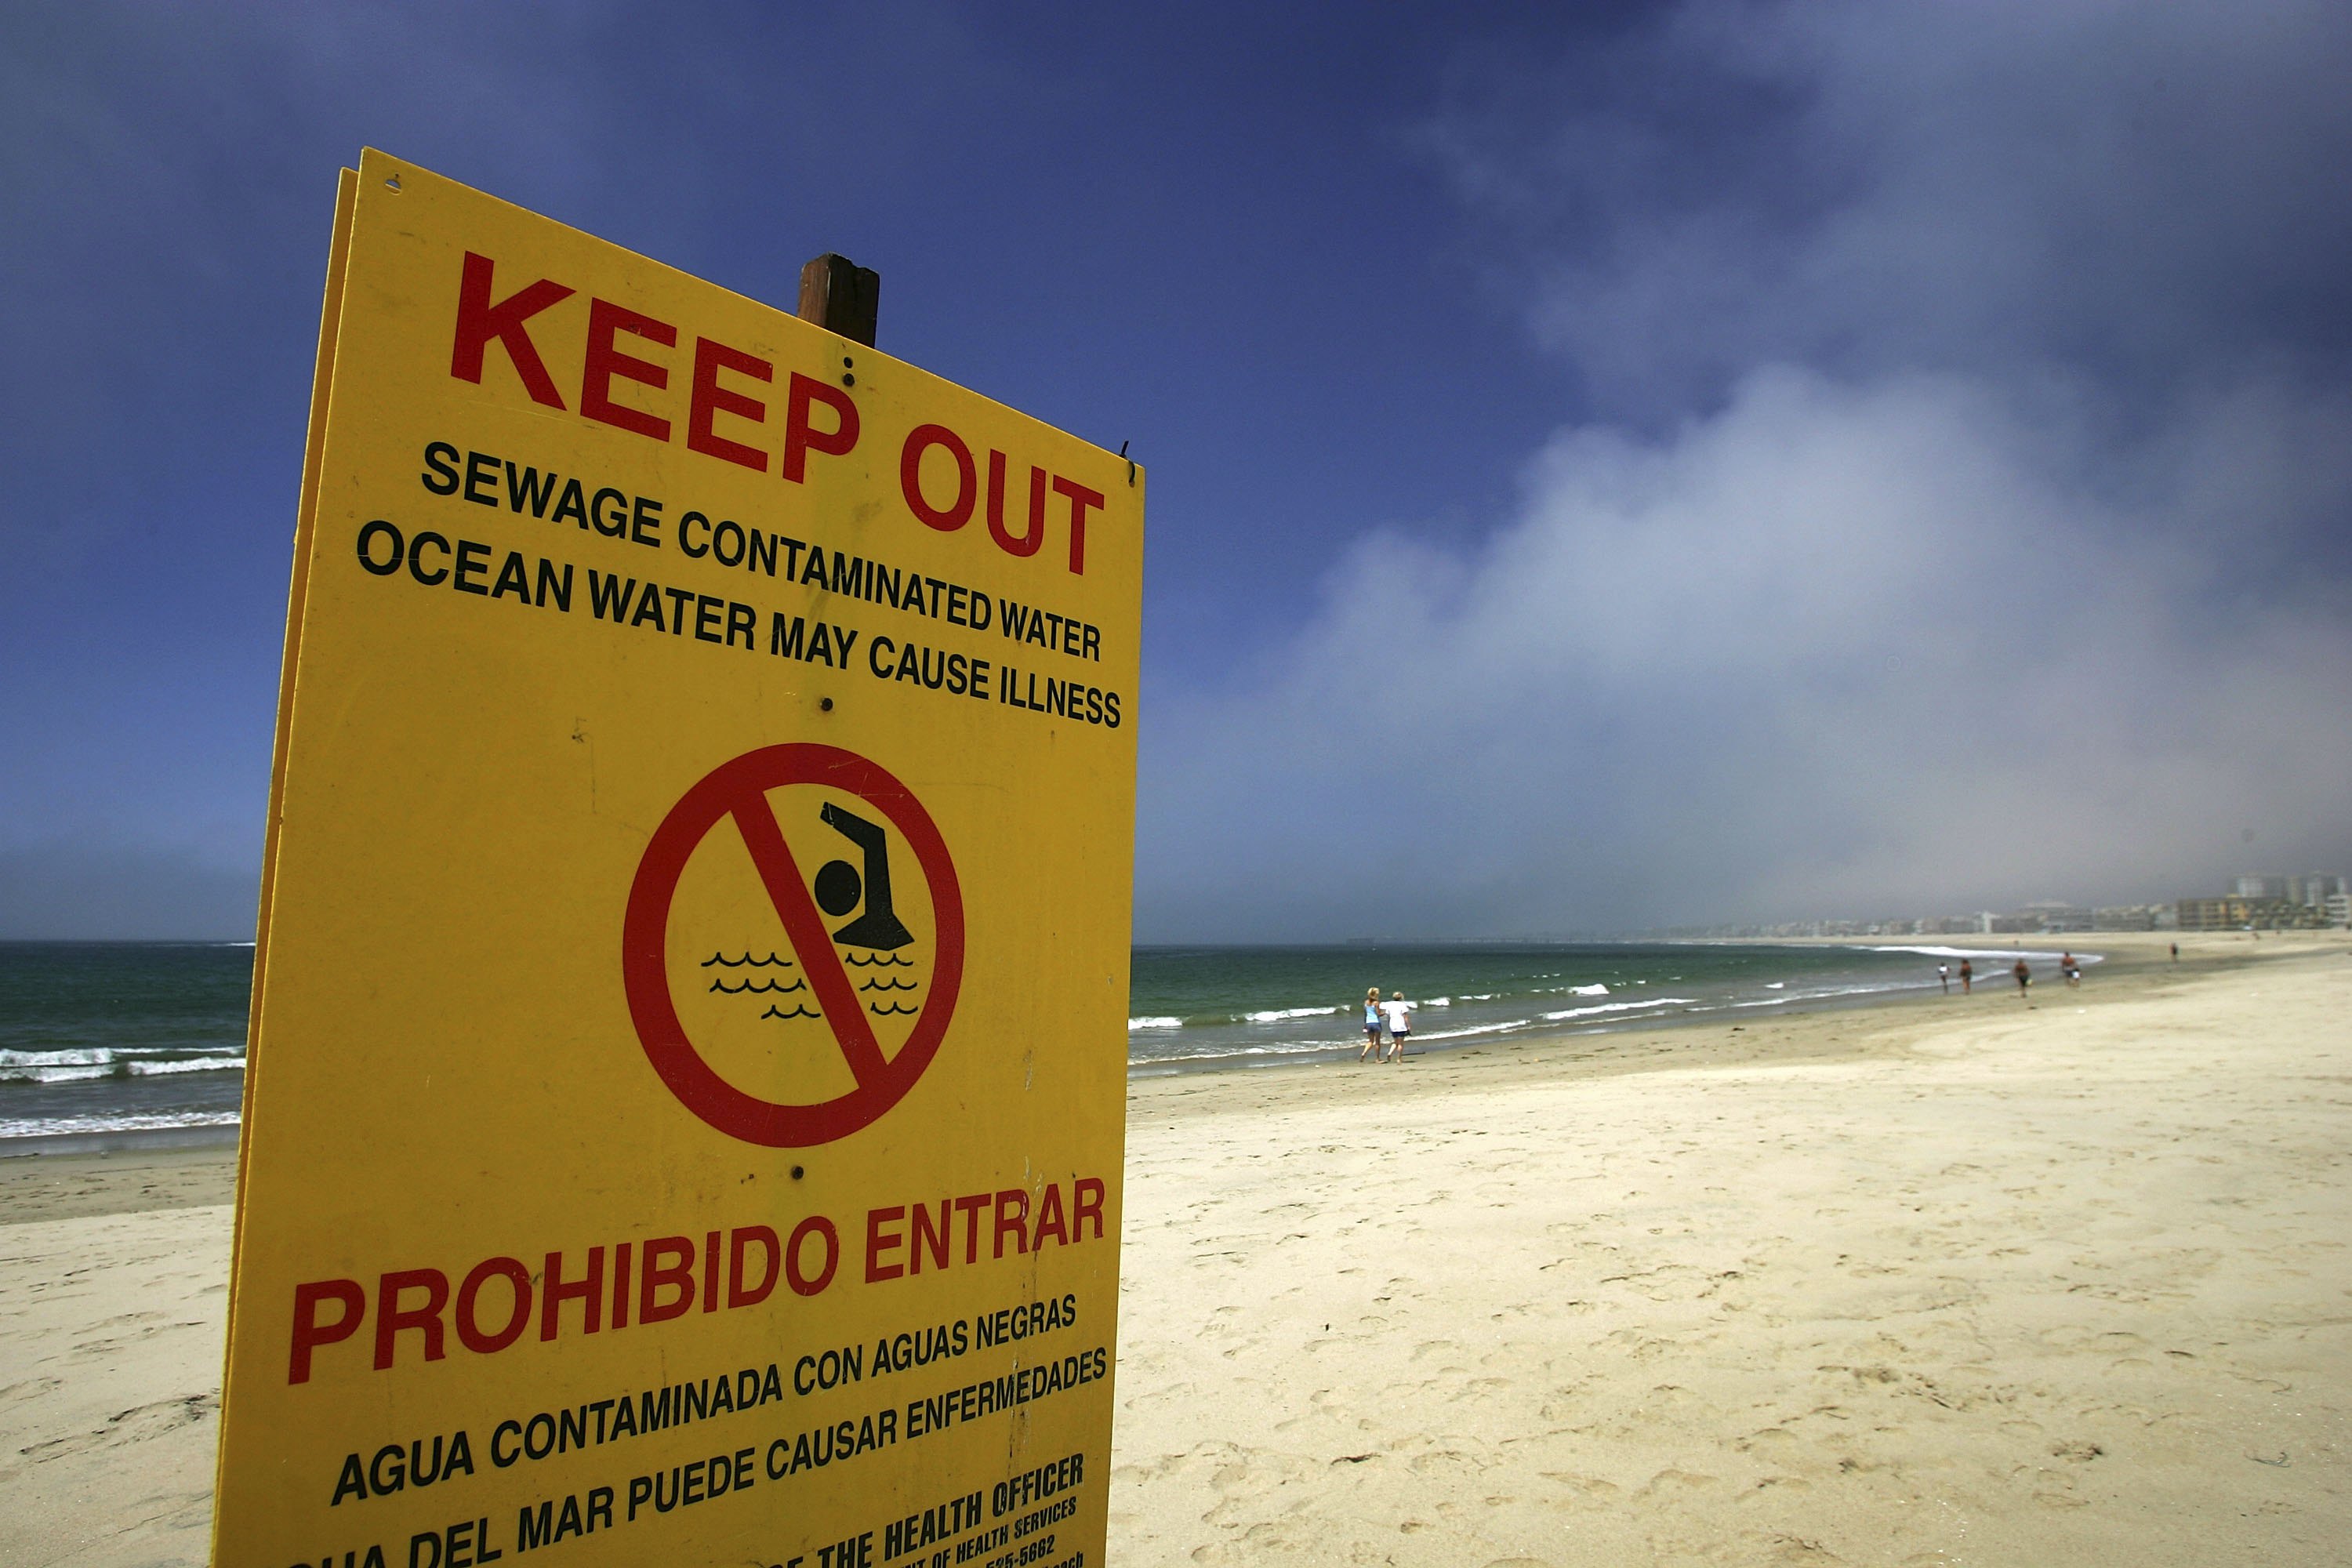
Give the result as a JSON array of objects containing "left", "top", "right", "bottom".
[{"left": 1380, "top": 991, "right": 1414, "bottom": 1062}]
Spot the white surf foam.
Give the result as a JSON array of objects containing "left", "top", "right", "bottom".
[
  {"left": 0, "top": 1047, "right": 246, "bottom": 1083},
  {"left": 0, "top": 1048, "right": 117, "bottom": 1068},
  {"left": 0, "top": 1109, "right": 243, "bottom": 1140},
  {"left": 1870, "top": 944, "right": 2101, "bottom": 964},
  {"left": 0, "top": 1063, "right": 114, "bottom": 1084},
  {"left": 1542, "top": 997, "right": 1695, "bottom": 1022},
  {"left": 1413, "top": 1020, "right": 1532, "bottom": 1042}
]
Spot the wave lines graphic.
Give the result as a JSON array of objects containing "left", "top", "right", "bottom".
[
  {"left": 857, "top": 978, "right": 920, "bottom": 993},
  {"left": 842, "top": 952, "right": 915, "bottom": 967},
  {"left": 711, "top": 978, "right": 808, "bottom": 996},
  {"left": 704, "top": 953, "right": 796, "bottom": 968},
  {"left": 760, "top": 1004, "right": 822, "bottom": 1022},
  {"left": 867, "top": 1002, "right": 920, "bottom": 1017}
]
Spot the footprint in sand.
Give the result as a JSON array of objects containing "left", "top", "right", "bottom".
[
  {"left": 17, "top": 1393, "right": 216, "bottom": 1463},
  {"left": 1635, "top": 1468, "right": 1721, "bottom": 1498},
  {"left": 1539, "top": 1472, "right": 1621, "bottom": 1500},
  {"left": 1735, "top": 1426, "right": 1805, "bottom": 1458}
]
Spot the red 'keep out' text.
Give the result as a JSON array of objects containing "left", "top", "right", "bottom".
[{"left": 449, "top": 252, "right": 1106, "bottom": 573}]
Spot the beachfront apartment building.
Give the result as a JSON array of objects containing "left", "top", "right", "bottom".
[
  {"left": 2176, "top": 897, "right": 2251, "bottom": 932},
  {"left": 2211, "top": 874, "right": 2349, "bottom": 926},
  {"left": 2178, "top": 895, "right": 2347, "bottom": 931}
]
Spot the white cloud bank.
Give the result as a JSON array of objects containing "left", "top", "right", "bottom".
[
  {"left": 1137, "top": 2, "right": 2352, "bottom": 939},
  {"left": 1141, "top": 368, "right": 2352, "bottom": 937}
]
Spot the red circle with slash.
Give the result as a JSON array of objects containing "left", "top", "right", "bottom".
[{"left": 622, "top": 743, "right": 964, "bottom": 1147}]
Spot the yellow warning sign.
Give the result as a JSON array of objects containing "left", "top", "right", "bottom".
[{"left": 213, "top": 150, "right": 1140, "bottom": 1568}]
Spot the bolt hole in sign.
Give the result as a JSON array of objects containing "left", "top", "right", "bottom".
[{"left": 214, "top": 151, "right": 1140, "bottom": 1568}]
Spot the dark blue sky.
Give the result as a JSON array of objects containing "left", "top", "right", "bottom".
[{"left": 5, "top": 2, "right": 2350, "bottom": 939}]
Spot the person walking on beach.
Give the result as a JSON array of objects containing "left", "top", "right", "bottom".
[
  {"left": 1381, "top": 991, "right": 1414, "bottom": 1062},
  {"left": 2013, "top": 957, "right": 2031, "bottom": 996},
  {"left": 1938, "top": 963, "right": 1950, "bottom": 994},
  {"left": 2061, "top": 951, "right": 2081, "bottom": 987},
  {"left": 1959, "top": 958, "right": 1973, "bottom": 993},
  {"left": 1359, "top": 987, "right": 1385, "bottom": 1062},
  {"left": 2171, "top": 942, "right": 2180, "bottom": 962}
]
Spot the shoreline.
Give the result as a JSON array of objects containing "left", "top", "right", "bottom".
[
  {"left": 1, "top": 932, "right": 2322, "bottom": 1152},
  {"left": 0, "top": 1123, "right": 240, "bottom": 1161},
  {"left": 0, "top": 934, "right": 2304, "bottom": 1224},
  {"left": 1124, "top": 928, "right": 2237, "bottom": 1109},
  {"left": 0, "top": 931, "right": 2303, "bottom": 1178},
  {"left": 1128, "top": 927, "right": 2276, "bottom": 1081}
]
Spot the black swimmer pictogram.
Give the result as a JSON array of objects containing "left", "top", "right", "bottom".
[
  {"left": 710, "top": 805, "right": 927, "bottom": 1027},
  {"left": 811, "top": 804, "right": 914, "bottom": 950}
]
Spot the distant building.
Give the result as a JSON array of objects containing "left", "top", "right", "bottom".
[
  {"left": 2178, "top": 897, "right": 2250, "bottom": 931},
  {"left": 2182, "top": 895, "right": 2335, "bottom": 931},
  {"left": 1658, "top": 878, "right": 2344, "bottom": 942}
]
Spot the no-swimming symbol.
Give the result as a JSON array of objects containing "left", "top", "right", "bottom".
[{"left": 622, "top": 743, "right": 965, "bottom": 1147}]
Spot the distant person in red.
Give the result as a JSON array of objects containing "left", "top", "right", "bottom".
[
  {"left": 2013, "top": 957, "right": 2031, "bottom": 996},
  {"left": 1959, "top": 958, "right": 1973, "bottom": 993}
]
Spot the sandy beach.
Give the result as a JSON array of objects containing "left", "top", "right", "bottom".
[{"left": 5, "top": 934, "right": 2347, "bottom": 1565}]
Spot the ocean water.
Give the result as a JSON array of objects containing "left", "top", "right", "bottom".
[
  {"left": 0, "top": 942, "right": 253, "bottom": 1140},
  {"left": 1124, "top": 941, "right": 2093, "bottom": 1073},
  {"left": 0, "top": 938, "right": 2092, "bottom": 1141}
]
